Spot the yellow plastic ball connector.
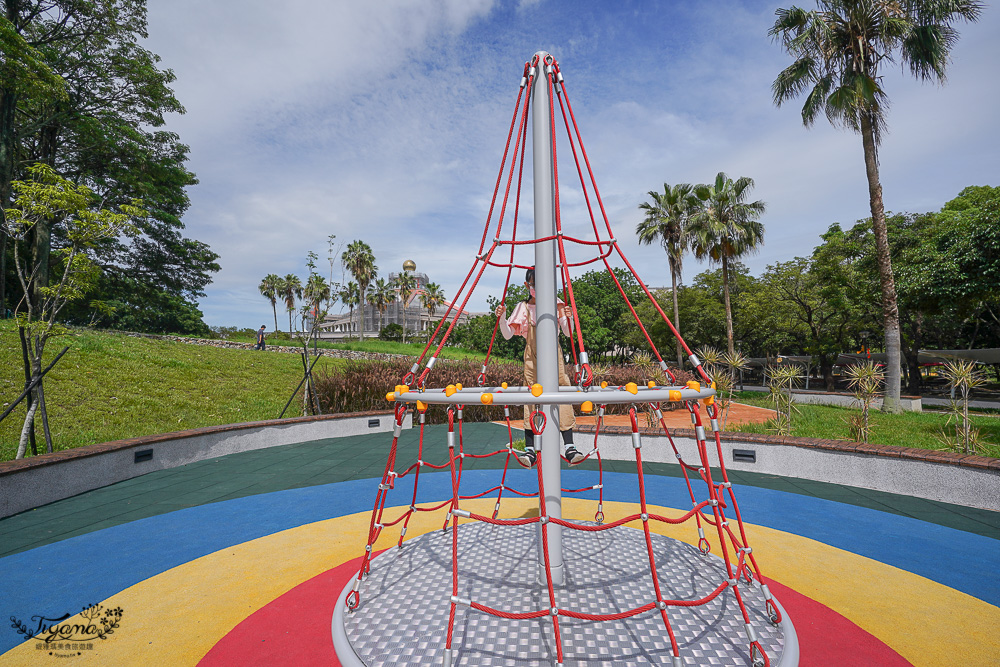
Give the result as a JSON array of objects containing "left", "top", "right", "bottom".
[
  {"left": 416, "top": 400, "right": 428, "bottom": 412},
  {"left": 455, "top": 383, "right": 463, "bottom": 392},
  {"left": 581, "top": 400, "right": 594, "bottom": 413},
  {"left": 686, "top": 380, "right": 701, "bottom": 392},
  {"left": 626, "top": 382, "right": 638, "bottom": 395},
  {"left": 386, "top": 392, "right": 396, "bottom": 402},
  {"left": 445, "top": 384, "right": 457, "bottom": 397},
  {"left": 501, "top": 382, "right": 508, "bottom": 389},
  {"left": 600, "top": 381, "right": 608, "bottom": 389},
  {"left": 481, "top": 393, "right": 494, "bottom": 405},
  {"left": 531, "top": 383, "right": 543, "bottom": 397},
  {"left": 647, "top": 380, "right": 656, "bottom": 389},
  {"left": 668, "top": 390, "right": 682, "bottom": 401},
  {"left": 702, "top": 395, "right": 715, "bottom": 406}
]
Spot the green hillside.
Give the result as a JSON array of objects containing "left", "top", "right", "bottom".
[{"left": 0, "top": 320, "right": 344, "bottom": 461}]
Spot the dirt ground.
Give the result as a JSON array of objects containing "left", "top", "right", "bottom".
[{"left": 574, "top": 401, "right": 776, "bottom": 430}]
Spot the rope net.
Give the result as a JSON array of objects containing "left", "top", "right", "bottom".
[{"left": 344, "top": 54, "right": 780, "bottom": 667}]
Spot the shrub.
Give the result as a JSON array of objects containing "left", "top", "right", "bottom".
[
  {"left": 313, "top": 356, "right": 694, "bottom": 424},
  {"left": 379, "top": 323, "right": 404, "bottom": 342}
]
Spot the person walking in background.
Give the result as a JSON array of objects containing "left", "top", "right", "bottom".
[
  {"left": 255, "top": 325, "right": 267, "bottom": 350},
  {"left": 495, "top": 268, "right": 584, "bottom": 467}
]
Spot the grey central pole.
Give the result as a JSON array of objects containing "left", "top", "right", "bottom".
[{"left": 531, "top": 50, "right": 563, "bottom": 586}]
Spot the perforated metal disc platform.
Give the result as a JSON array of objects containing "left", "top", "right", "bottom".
[{"left": 332, "top": 521, "right": 796, "bottom": 666}]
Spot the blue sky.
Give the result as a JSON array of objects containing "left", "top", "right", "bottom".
[{"left": 143, "top": 0, "right": 1000, "bottom": 329}]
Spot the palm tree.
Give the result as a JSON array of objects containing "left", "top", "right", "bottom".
[
  {"left": 395, "top": 271, "right": 417, "bottom": 344},
  {"left": 688, "top": 172, "right": 766, "bottom": 358},
  {"left": 280, "top": 274, "right": 302, "bottom": 334},
  {"left": 340, "top": 281, "right": 359, "bottom": 337},
  {"left": 420, "top": 282, "right": 446, "bottom": 331},
  {"left": 769, "top": 0, "right": 982, "bottom": 412},
  {"left": 637, "top": 183, "right": 699, "bottom": 367},
  {"left": 258, "top": 273, "right": 282, "bottom": 332},
  {"left": 303, "top": 274, "right": 331, "bottom": 331},
  {"left": 341, "top": 240, "right": 377, "bottom": 339},
  {"left": 368, "top": 277, "right": 393, "bottom": 332}
]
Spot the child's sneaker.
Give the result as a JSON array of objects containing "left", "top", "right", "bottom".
[
  {"left": 515, "top": 448, "right": 537, "bottom": 468},
  {"left": 564, "top": 446, "right": 586, "bottom": 465}
]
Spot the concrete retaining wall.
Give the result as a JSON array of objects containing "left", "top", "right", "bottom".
[
  {"left": 0, "top": 411, "right": 411, "bottom": 519},
  {"left": 790, "top": 391, "right": 923, "bottom": 412},
  {"left": 591, "top": 429, "right": 999, "bottom": 512}
]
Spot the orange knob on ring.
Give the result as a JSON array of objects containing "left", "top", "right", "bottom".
[
  {"left": 445, "top": 384, "right": 456, "bottom": 397},
  {"left": 600, "top": 381, "right": 608, "bottom": 389},
  {"left": 531, "top": 383, "right": 543, "bottom": 397},
  {"left": 416, "top": 400, "right": 428, "bottom": 412},
  {"left": 669, "top": 390, "right": 682, "bottom": 401},
  {"left": 702, "top": 395, "right": 715, "bottom": 406},
  {"left": 625, "top": 382, "right": 638, "bottom": 395},
  {"left": 386, "top": 392, "right": 396, "bottom": 402},
  {"left": 647, "top": 380, "right": 656, "bottom": 389},
  {"left": 686, "top": 380, "right": 701, "bottom": 392},
  {"left": 581, "top": 400, "right": 594, "bottom": 413},
  {"left": 481, "top": 393, "right": 493, "bottom": 405},
  {"left": 501, "top": 382, "right": 508, "bottom": 389},
  {"left": 455, "top": 383, "right": 463, "bottom": 392}
]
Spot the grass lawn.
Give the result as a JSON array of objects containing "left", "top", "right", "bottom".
[
  {"left": 1, "top": 320, "right": 344, "bottom": 461},
  {"left": 729, "top": 390, "right": 1000, "bottom": 457}
]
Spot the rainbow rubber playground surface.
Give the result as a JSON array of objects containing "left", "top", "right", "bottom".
[{"left": 1, "top": 421, "right": 999, "bottom": 666}]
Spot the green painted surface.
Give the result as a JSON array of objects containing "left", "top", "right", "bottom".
[{"left": 1, "top": 422, "right": 996, "bottom": 558}]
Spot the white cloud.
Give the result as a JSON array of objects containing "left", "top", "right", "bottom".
[{"left": 142, "top": 1, "right": 1000, "bottom": 328}]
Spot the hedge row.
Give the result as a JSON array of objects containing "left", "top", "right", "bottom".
[{"left": 313, "top": 357, "right": 695, "bottom": 425}]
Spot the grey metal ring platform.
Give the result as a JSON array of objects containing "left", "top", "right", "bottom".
[{"left": 332, "top": 521, "right": 798, "bottom": 666}]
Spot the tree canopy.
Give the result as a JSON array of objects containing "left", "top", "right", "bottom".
[{"left": 2, "top": 0, "right": 217, "bottom": 333}]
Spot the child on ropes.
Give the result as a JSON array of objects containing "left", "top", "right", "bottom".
[{"left": 495, "top": 268, "right": 585, "bottom": 468}]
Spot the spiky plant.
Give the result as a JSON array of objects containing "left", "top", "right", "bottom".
[
  {"left": 844, "top": 361, "right": 884, "bottom": 444},
  {"left": 766, "top": 363, "right": 802, "bottom": 436},
  {"left": 939, "top": 360, "right": 987, "bottom": 455}
]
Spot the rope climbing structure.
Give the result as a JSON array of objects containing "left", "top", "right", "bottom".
[{"left": 331, "top": 51, "right": 797, "bottom": 667}]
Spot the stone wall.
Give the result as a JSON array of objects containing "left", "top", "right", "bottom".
[{"left": 121, "top": 331, "right": 413, "bottom": 362}]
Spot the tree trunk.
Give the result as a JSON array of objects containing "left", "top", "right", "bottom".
[
  {"left": 1, "top": 86, "right": 17, "bottom": 317},
  {"left": 16, "top": 393, "right": 39, "bottom": 459},
  {"left": 721, "top": 255, "right": 735, "bottom": 357},
  {"left": 359, "top": 286, "right": 366, "bottom": 340},
  {"left": 821, "top": 357, "right": 835, "bottom": 391},
  {"left": 272, "top": 302, "right": 278, "bottom": 333},
  {"left": 859, "top": 113, "right": 903, "bottom": 413},
  {"left": 906, "top": 313, "right": 923, "bottom": 395},
  {"left": 671, "top": 266, "right": 683, "bottom": 368}
]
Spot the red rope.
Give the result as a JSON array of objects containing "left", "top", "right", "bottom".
[{"left": 351, "top": 55, "right": 773, "bottom": 667}]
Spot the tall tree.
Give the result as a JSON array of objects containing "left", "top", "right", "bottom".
[
  {"left": 368, "top": 276, "right": 392, "bottom": 332},
  {"left": 341, "top": 240, "right": 376, "bottom": 339},
  {"left": 259, "top": 273, "right": 281, "bottom": 332},
  {"left": 280, "top": 274, "right": 301, "bottom": 334},
  {"left": 1, "top": 0, "right": 216, "bottom": 332},
  {"left": 302, "top": 273, "right": 330, "bottom": 331},
  {"left": 637, "top": 182, "right": 698, "bottom": 367},
  {"left": 395, "top": 271, "right": 417, "bottom": 344},
  {"left": 420, "top": 282, "right": 445, "bottom": 329},
  {"left": 688, "top": 172, "right": 766, "bottom": 357},
  {"left": 339, "top": 281, "right": 359, "bottom": 337},
  {"left": 769, "top": 0, "right": 982, "bottom": 411}
]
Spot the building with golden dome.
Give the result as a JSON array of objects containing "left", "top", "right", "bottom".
[{"left": 320, "top": 260, "right": 477, "bottom": 339}]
